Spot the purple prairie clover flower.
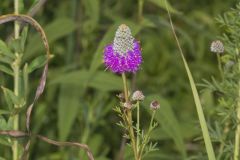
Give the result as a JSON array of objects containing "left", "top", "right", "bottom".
[{"left": 103, "top": 24, "right": 142, "bottom": 73}]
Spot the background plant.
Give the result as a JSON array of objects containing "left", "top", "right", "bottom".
[
  {"left": 200, "top": 4, "right": 240, "bottom": 160},
  {"left": 0, "top": 0, "right": 238, "bottom": 159}
]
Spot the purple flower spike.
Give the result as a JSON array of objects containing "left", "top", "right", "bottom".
[{"left": 103, "top": 24, "right": 142, "bottom": 73}]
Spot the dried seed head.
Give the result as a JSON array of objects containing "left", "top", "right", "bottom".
[
  {"left": 150, "top": 100, "right": 160, "bottom": 110},
  {"left": 123, "top": 102, "right": 132, "bottom": 109},
  {"left": 132, "top": 90, "right": 145, "bottom": 101},
  {"left": 113, "top": 24, "right": 134, "bottom": 56},
  {"left": 210, "top": 40, "right": 224, "bottom": 54}
]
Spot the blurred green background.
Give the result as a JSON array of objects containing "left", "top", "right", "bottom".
[{"left": 0, "top": 0, "right": 237, "bottom": 159}]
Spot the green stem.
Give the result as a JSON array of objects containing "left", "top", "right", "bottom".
[
  {"left": 122, "top": 73, "right": 129, "bottom": 100},
  {"left": 234, "top": 105, "right": 240, "bottom": 160},
  {"left": 13, "top": 64, "right": 19, "bottom": 160},
  {"left": 121, "top": 73, "right": 138, "bottom": 160},
  {"left": 138, "top": 111, "right": 156, "bottom": 159},
  {"left": 234, "top": 50, "right": 240, "bottom": 160},
  {"left": 136, "top": 101, "right": 140, "bottom": 155},
  {"left": 217, "top": 54, "right": 223, "bottom": 80},
  {"left": 138, "top": 0, "right": 144, "bottom": 23},
  {"left": 217, "top": 122, "right": 229, "bottom": 159},
  {"left": 13, "top": 0, "right": 20, "bottom": 160}
]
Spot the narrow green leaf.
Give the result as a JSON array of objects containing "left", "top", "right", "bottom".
[
  {"left": 0, "top": 40, "right": 14, "bottom": 58},
  {"left": 0, "top": 116, "right": 12, "bottom": 146},
  {"left": 147, "top": 0, "right": 179, "bottom": 14},
  {"left": 0, "top": 109, "right": 10, "bottom": 115},
  {"left": 27, "top": 55, "right": 47, "bottom": 73},
  {"left": 9, "top": 38, "right": 22, "bottom": 53},
  {"left": 58, "top": 85, "right": 80, "bottom": 141},
  {"left": 19, "top": 0, "right": 24, "bottom": 12},
  {"left": 0, "top": 138, "right": 11, "bottom": 147},
  {"left": 1, "top": 87, "right": 24, "bottom": 108},
  {"left": 82, "top": 0, "right": 99, "bottom": 32},
  {"left": 49, "top": 70, "right": 124, "bottom": 91},
  {"left": 2, "top": 87, "right": 13, "bottom": 109},
  {"left": 25, "top": 18, "right": 77, "bottom": 59},
  {"left": 164, "top": 1, "right": 216, "bottom": 159},
  {"left": 20, "top": 26, "right": 29, "bottom": 52},
  {"left": 0, "top": 116, "right": 7, "bottom": 129},
  {"left": 0, "top": 55, "right": 13, "bottom": 64},
  {"left": 179, "top": 50, "right": 216, "bottom": 160},
  {"left": 0, "top": 64, "right": 13, "bottom": 75},
  {"left": 23, "top": 63, "right": 28, "bottom": 98}
]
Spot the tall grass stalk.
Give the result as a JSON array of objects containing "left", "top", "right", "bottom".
[
  {"left": 13, "top": 0, "right": 20, "bottom": 159},
  {"left": 164, "top": 0, "right": 216, "bottom": 159},
  {"left": 234, "top": 85, "right": 240, "bottom": 160},
  {"left": 234, "top": 48, "right": 240, "bottom": 160}
]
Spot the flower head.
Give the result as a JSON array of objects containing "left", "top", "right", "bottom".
[
  {"left": 103, "top": 24, "right": 142, "bottom": 73},
  {"left": 210, "top": 40, "right": 224, "bottom": 54},
  {"left": 150, "top": 100, "right": 160, "bottom": 110},
  {"left": 132, "top": 90, "right": 145, "bottom": 101}
]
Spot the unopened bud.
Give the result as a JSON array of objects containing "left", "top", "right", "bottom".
[
  {"left": 150, "top": 100, "right": 160, "bottom": 110},
  {"left": 132, "top": 90, "right": 145, "bottom": 101}
]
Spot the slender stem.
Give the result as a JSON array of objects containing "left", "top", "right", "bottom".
[
  {"left": 217, "top": 54, "right": 223, "bottom": 80},
  {"left": 121, "top": 73, "right": 138, "bottom": 160},
  {"left": 217, "top": 122, "right": 229, "bottom": 159},
  {"left": 149, "top": 111, "right": 155, "bottom": 130},
  {"left": 136, "top": 101, "right": 140, "bottom": 155},
  {"left": 234, "top": 105, "right": 240, "bottom": 160},
  {"left": 13, "top": 64, "right": 19, "bottom": 160},
  {"left": 234, "top": 49, "right": 240, "bottom": 160},
  {"left": 14, "top": 0, "right": 20, "bottom": 38},
  {"left": 138, "top": 111, "right": 156, "bottom": 159},
  {"left": 13, "top": 0, "right": 20, "bottom": 160},
  {"left": 138, "top": 0, "right": 144, "bottom": 23},
  {"left": 122, "top": 73, "right": 128, "bottom": 100}
]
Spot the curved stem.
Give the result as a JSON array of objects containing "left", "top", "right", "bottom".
[
  {"left": 121, "top": 73, "right": 138, "bottom": 160},
  {"left": 164, "top": 0, "right": 216, "bottom": 159}
]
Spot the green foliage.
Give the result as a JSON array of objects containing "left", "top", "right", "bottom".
[
  {"left": 143, "top": 95, "right": 187, "bottom": 159},
  {"left": 0, "top": 0, "right": 237, "bottom": 159},
  {"left": 201, "top": 3, "right": 240, "bottom": 160}
]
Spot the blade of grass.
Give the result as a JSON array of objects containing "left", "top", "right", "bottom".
[{"left": 164, "top": 0, "right": 216, "bottom": 159}]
